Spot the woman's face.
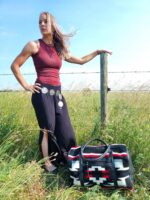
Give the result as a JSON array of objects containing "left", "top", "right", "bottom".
[{"left": 39, "top": 13, "right": 52, "bottom": 36}]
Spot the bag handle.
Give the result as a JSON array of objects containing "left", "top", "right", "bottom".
[{"left": 80, "top": 138, "right": 110, "bottom": 161}]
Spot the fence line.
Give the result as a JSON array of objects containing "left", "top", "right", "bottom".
[
  {"left": 1, "top": 70, "right": 150, "bottom": 76},
  {"left": 0, "top": 71, "right": 150, "bottom": 92}
]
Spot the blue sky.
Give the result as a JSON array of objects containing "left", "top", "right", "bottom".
[{"left": 0, "top": 0, "right": 150, "bottom": 89}]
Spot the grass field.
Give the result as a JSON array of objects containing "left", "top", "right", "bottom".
[{"left": 0, "top": 91, "right": 150, "bottom": 200}]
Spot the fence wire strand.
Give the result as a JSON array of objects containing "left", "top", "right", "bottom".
[{"left": 0, "top": 71, "right": 150, "bottom": 92}]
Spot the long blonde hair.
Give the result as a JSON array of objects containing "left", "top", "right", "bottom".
[{"left": 40, "top": 12, "right": 74, "bottom": 58}]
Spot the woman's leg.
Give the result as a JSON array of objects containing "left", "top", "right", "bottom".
[
  {"left": 41, "top": 130, "right": 49, "bottom": 159},
  {"left": 41, "top": 129, "right": 57, "bottom": 171},
  {"left": 32, "top": 92, "right": 57, "bottom": 172}
]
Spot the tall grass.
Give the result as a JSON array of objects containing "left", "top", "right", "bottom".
[{"left": 0, "top": 91, "right": 150, "bottom": 199}]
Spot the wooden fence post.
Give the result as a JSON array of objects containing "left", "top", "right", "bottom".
[{"left": 100, "top": 53, "right": 108, "bottom": 128}]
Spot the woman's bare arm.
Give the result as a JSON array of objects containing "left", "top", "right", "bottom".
[
  {"left": 11, "top": 41, "right": 41, "bottom": 93},
  {"left": 64, "top": 49, "right": 112, "bottom": 65}
]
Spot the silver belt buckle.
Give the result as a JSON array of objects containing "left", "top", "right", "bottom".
[
  {"left": 41, "top": 87, "right": 48, "bottom": 94},
  {"left": 49, "top": 89, "right": 55, "bottom": 95},
  {"left": 56, "top": 90, "right": 60, "bottom": 96},
  {"left": 58, "top": 100, "right": 63, "bottom": 108}
]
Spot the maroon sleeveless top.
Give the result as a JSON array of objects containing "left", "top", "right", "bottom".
[{"left": 32, "top": 39, "right": 62, "bottom": 86}]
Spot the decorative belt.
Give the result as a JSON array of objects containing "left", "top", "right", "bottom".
[
  {"left": 41, "top": 87, "right": 62, "bottom": 99},
  {"left": 41, "top": 87, "right": 64, "bottom": 108}
]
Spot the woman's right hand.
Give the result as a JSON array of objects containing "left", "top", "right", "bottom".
[
  {"left": 24, "top": 83, "right": 41, "bottom": 93},
  {"left": 97, "top": 50, "right": 112, "bottom": 55}
]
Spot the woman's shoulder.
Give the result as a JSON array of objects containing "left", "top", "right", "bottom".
[
  {"left": 28, "top": 40, "right": 40, "bottom": 49},
  {"left": 25, "top": 40, "right": 40, "bottom": 55}
]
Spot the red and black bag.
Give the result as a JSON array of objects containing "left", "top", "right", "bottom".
[{"left": 67, "top": 139, "right": 134, "bottom": 189}]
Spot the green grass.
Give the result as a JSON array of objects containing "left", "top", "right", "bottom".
[{"left": 0, "top": 91, "right": 150, "bottom": 200}]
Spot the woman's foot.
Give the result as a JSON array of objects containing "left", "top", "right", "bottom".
[{"left": 44, "top": 160, "right": 57, "bottom": 173}]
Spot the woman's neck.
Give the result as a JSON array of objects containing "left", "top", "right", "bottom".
[{"left": 42, "top": 35, "right": 53, "bottom": 45}]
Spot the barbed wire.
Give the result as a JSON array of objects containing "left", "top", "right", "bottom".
[
  {"left": 1, "top": 70, "right": 150, "bottom": 75},
  {"left": 0, "top": 89, "right": 150, "bottom": 92},
  {"left": 0, "top": 71, "right": 150, "bottom": 92}
]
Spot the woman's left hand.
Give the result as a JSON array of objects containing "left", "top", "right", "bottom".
[{"left": 97, "top": 50, "right": 112, "bottom": 55}]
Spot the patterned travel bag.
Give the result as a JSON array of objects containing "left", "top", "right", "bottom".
[{"left": 67, "top": 138, "right": 134, "bottom": 189}]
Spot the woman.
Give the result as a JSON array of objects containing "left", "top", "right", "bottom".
[{"left": 11, "top": 12, "right": 112, "bottom": 172}]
